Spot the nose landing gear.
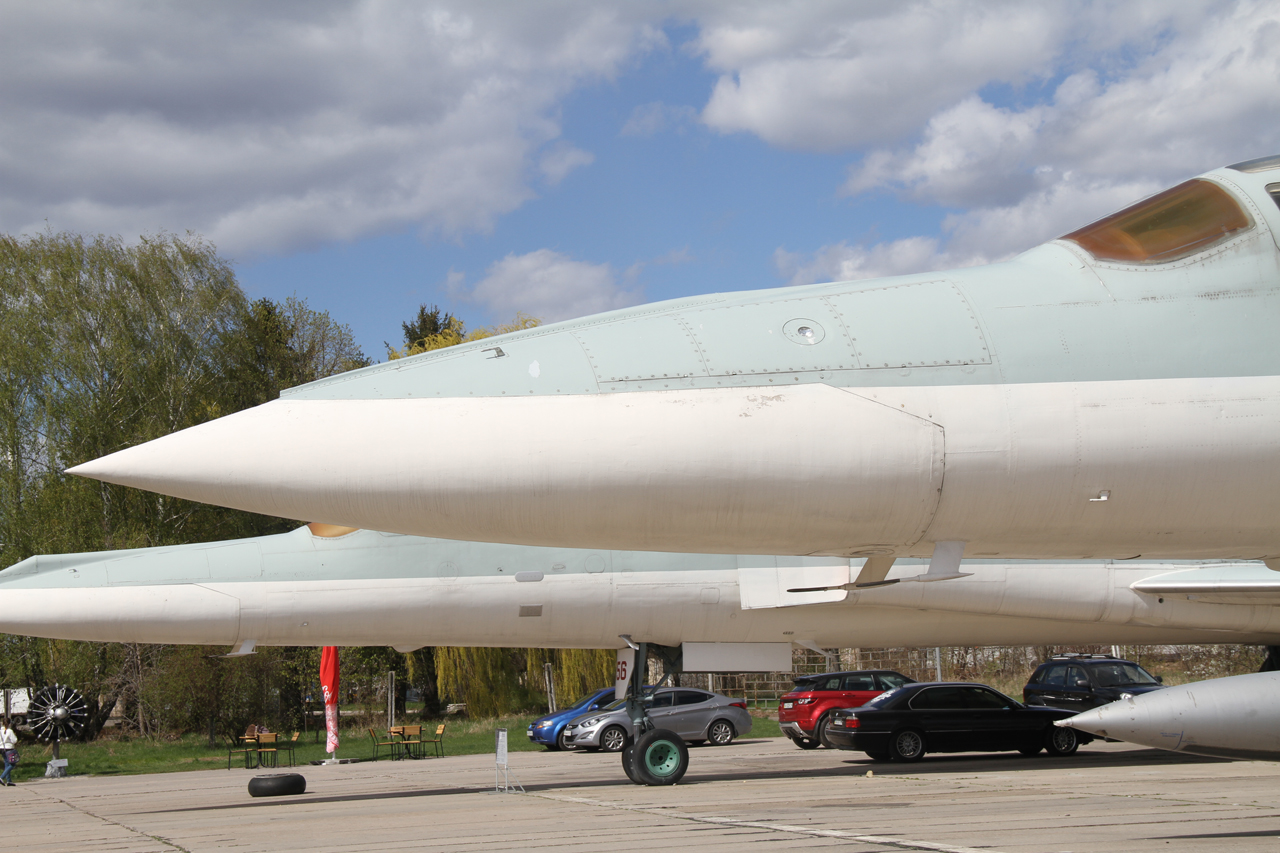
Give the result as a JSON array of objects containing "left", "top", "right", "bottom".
[{"left": 619, "top": 640, "right": 690, "bottom": 785}]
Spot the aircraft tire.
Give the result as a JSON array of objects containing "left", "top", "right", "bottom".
[
  {"left": 248, "top": 773, "right": 306, "bottom": 797},
  {"left": 889, "top": 729, "right": 926, "bottom": 762},
  {"left": 1045, "top": 726, "right": 1079, "bottom": 756},
  {"left": 621, "top": 743, "right": 641, "bottom": 784},
  {"left": 631, "top": 729, "right": 689, "bottom": 786}
]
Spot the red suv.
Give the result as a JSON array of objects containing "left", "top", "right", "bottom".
[{"left": 778, "top": 670, "right": 915, "bottom": 748}]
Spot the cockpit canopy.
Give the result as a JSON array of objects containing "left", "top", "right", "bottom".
[{"left": 1061, "top": 179, "right": 1253, "bottom": 264}]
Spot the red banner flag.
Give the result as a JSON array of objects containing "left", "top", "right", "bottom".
[{"left": 320, "top": 646, "right": 340, "bottom": 754}]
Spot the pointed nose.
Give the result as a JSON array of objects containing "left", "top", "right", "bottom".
[{"left": 68, "top": 385, "right": 945, "bottom": 554}]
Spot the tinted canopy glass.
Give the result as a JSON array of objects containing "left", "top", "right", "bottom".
[{"left": 1062, "top": 179, "right": 1252, "bottom": 263}]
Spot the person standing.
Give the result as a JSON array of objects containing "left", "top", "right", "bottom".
[{"left": 0, "top": 719, "right": 17, "bottom": 786}]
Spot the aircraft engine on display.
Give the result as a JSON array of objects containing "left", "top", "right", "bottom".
[{"left": 66, "top": 157, "right": 1280, "bottom": 568}]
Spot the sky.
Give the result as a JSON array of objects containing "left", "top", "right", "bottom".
[{"left": 2, "top": 0, "right": 1278, "bottom": 360}]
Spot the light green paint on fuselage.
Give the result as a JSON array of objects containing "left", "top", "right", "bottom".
[
  {"left": 0, "top": 525, "right": 1231, "bottom": 591},
  {"left": 282, "top": 166, "right": 1280, "bottom": 403}
]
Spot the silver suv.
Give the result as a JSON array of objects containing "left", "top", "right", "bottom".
[{"left": 562, "top": 687, "right": 753, "bottom": 752}]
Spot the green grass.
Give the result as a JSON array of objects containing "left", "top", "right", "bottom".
[{"left": 4, "top": 713, "right": 785, "bottom": 782}]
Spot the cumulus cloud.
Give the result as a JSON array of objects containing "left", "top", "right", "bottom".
[
  {"left": 0, "top": 1, "right": 663, "bottom": 256},
  {"left": 775, "top": 237, "right": 952, "bottom": 287},
  {"left": 3, "top": 0, "right": 1274, "bottom": 286},
  {"left": 463, "top": 248, "right": 642, "bottom": 323},
  {"left": 723, "top": 0, "right": 1279, "bottom": 279}
]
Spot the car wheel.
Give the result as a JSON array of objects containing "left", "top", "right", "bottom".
[
  {"left": 708, "top": 720, "right": 735, "bottom": 746},
  {"left": 792, "top": 736, "right": 821, "bottom": 750},
  {"left": 889, "top": 729, "right": 926, "bottom": 762},
  {"left": 556, "top": 729, "right": 575, "bottom": 751},
  {"left": 1045, "top": 725, "right": 1079, "bottom": 756},
  {"left": 865, "top": 750, "right": 892, "bottom": 762},
  {"left": 621, "top": 743, "right": 641, "bottom": 784},
  {"left": 631, "top": 729, "right": 689, "bottom": 786},
  {"left": 687, "top": 739, "right": 705, "bottom": 746},
  {"left": 599, "top": 725, "right": 628, "bottom": 753},
  {"left": 1018, "top": 744, "right": 1042, "bottom": 756},
  {"left": 816, "top": 713, "right": 838, "bottom": 749}
]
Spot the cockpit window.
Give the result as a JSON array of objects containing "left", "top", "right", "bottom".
[
  {"left": 1061, "top": 179, "right": 1253, "bottom": 264},
  {"left": 1268, "top": 183, "right": 1279, "bottom": 212}
]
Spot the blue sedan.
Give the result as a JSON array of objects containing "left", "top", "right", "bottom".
[{"left": 527, "top": 687, "right": 616, "bottom": 750}]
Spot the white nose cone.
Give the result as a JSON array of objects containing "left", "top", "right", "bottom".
[
  {"left": 68, "top": 385, "right": 945, "bottom": 555},
  {"left": 1061, "top": 671, "right": 1280, "bottom": 761}
]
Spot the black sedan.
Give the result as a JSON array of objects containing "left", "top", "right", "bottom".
[{"left": 823, "top": 682, "right": 1092, "bottom": 762}]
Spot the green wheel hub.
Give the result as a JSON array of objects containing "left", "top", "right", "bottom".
[{"left": 644, "top": 740, "right": 681, "bottom": 777}]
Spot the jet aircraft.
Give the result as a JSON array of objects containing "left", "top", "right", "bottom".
[
  {"left": 69, "top": 157, "right": 1280, "bottom": 576},
  {"left": 49, "top": 155, "right": 1280, "bottom": 777}
]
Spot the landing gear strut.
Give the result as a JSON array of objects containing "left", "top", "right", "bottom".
[{"left": 620, "top": 640, "right": 689, "bottom": 785}]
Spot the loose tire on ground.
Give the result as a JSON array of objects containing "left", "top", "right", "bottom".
[
  {"left": 248, "top": 773, "right": 306, "bottom": 797},
  {"left": 631, "top": 729, "right": 689, "bottom": 786},
  {"left": 599, "top": 725, "right": 628, "bottom": 753},
  {"left": 889, "top": 729, "right": 926, "bottom": 762},
  {"left": 707, "top": 720, "right": 735, "bottom": 746},
  {"left": 792, "top": 736, "right": 821, "bottom": 750},
  {"left": 1045, "top": 725, "right": 1079, "bottom": 756}
]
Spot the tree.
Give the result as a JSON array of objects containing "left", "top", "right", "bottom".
[
  {"left": 0, "top": 231, "right": 369, "bottom": 737},
  {"left": 386, "top": 304, "right": 539, "bottom": 359}
]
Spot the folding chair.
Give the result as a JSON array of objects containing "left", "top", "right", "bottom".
[
  {"left": 255, "top": 732, "right": 279, "bottom": 768},
  {"left": 226, "top": 734, "right": 255, "bottom": 770},
  {"left": 398, "top": 724, "right": 424, "bottom": 759},
  {"left": 277, "top": 732, "right": 300, "bottom": 767},
  {"left": 422, "top": 723, "right": 446, "bottom": 757},
  {"left": 368, "top": 728, "right": 399, "bottom": 761}
]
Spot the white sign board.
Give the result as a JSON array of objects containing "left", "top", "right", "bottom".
[
  {"left": 495, "top": 728, "right": 508, "bottom": 768},
  {"left": 615, "top": 647, "right": 637, "bottom": 701}
]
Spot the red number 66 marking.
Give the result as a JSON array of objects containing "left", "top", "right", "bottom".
[{"left": 616, "top": 660, "right": 628, "bottom": 681}]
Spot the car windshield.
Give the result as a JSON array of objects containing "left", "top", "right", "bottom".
[
  {"left": 1061, "top": 179, "right": 1252, "bottom": 263},
  {"left": 1091, "top": 664, "right": 1160, "bottom": 687},
  {"left": 601, "top": 692, "right": 659, "bottom": 712},
  {"left": 566, "top": 691, "right": 603, "bottom": 711}
]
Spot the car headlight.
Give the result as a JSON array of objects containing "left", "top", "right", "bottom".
[
  {"left": 580, "top": 717, "right": 604, "bottom": 728},
  {"left": 1120, "top": 692, "right": 1134, "bottom": 700},
  {"left": 536, "top": 721, "right": 552, "bottom": 728}
]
